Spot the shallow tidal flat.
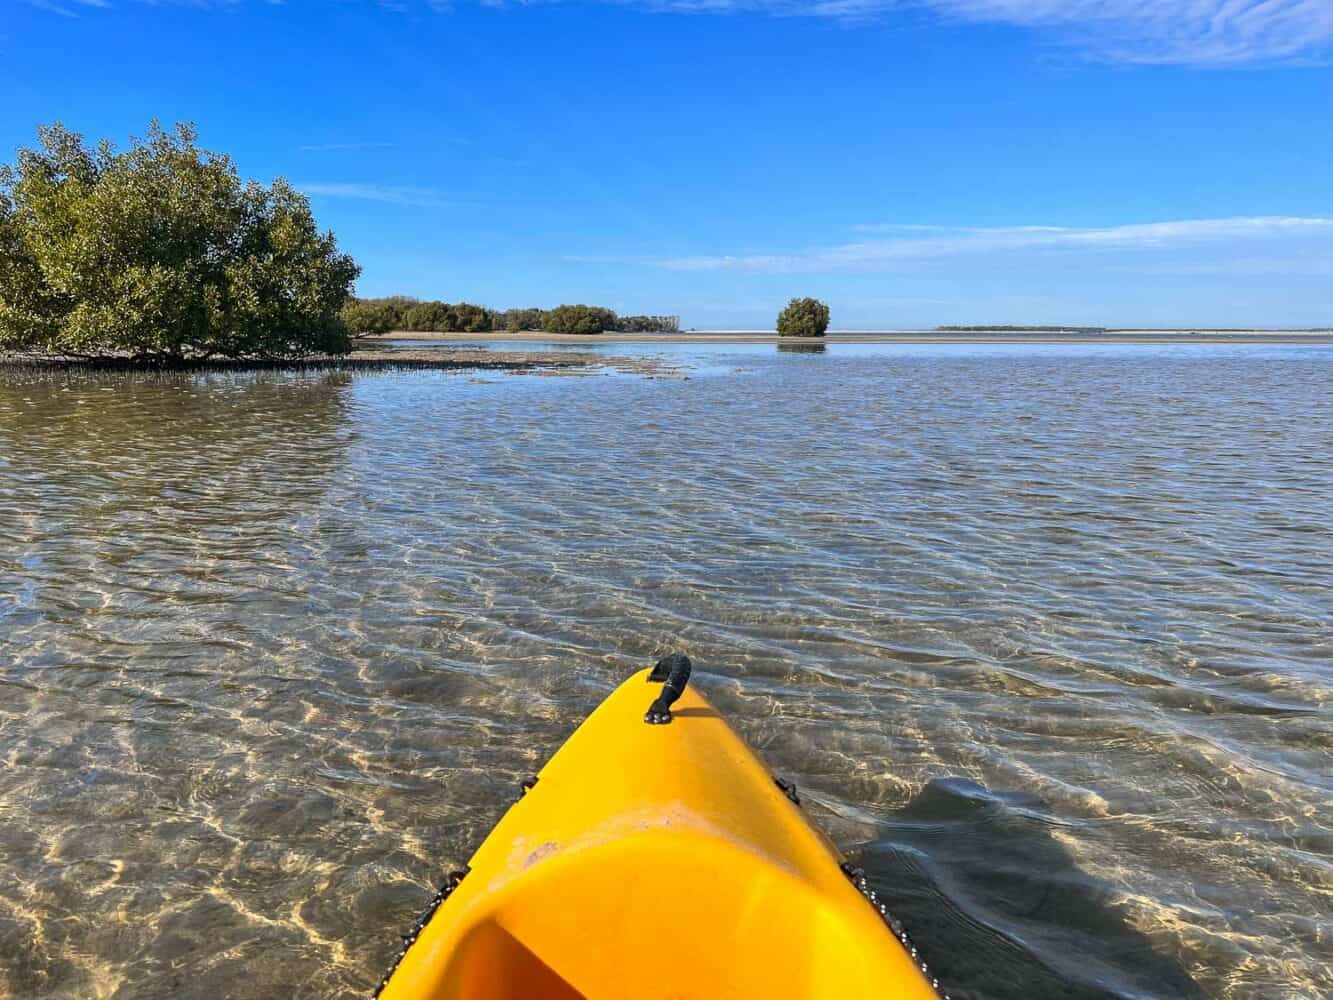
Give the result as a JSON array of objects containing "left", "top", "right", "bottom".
[
  {"left": 0, "top": 341, "right": 1330, "bottom": 999},
  {"left": 0, "top": 344, "right": 688, "bottom": 380}
]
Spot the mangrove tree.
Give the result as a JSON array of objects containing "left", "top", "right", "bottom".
[{"left": 0, "top": 121, "right": 359, "bottom": 362}]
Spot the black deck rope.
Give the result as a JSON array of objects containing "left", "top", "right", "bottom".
[
  {"left": 372, "top": 867, "right": 469, "bottom": 998},
  {"left": 774, "top": 776, "right": 802, "bottom": 804},
  {"left": 840, "top": 862, "right": 951, "bottom": 999}
]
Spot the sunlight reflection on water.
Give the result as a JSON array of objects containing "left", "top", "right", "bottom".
[{"left": 1, "top": 343, "right": 1330, "bottom": 998}]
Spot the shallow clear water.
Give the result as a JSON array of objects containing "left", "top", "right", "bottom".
[{"left": 1, "top": 344, "right": 1330, "bottom": 999}]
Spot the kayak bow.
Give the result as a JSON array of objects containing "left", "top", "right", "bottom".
[{"left": 377, "top": 655, "right": 944, "bottom": 999}]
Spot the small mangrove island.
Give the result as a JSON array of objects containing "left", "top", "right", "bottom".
[{"left": 342, "top": 298, "right": 680, "bottom": 338}]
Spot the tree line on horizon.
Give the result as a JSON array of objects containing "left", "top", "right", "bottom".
[
  {"left": 342, "top": 297, "right": 681, "bottom": 337},
  {"left": 935, "top": 325, "right": 1109, "bottom": 333}
]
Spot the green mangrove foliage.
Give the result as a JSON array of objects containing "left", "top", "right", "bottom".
[
  {"left": 776, "top": 297, "right": 831, "bottom": 337},
  {"left": 341, "top": 297, "right": 680, "bottom": 336},
  {"left": 543, "top": 304, "right": 617, "bottom": 335},
  {"left": 502, "top": 307, "right": 547, "bottom": 333},
  {"left": 340, "top": 298, "right": 399, "bottom": 337},
  {"left": 402, "top": 301, "right": 458, "bottom": 333},
  {"left": 615, "top": 315, "right": 681, "bottom": 333},
  {"left": 0, "top": 121, "right": 359, "bottom": 361}
]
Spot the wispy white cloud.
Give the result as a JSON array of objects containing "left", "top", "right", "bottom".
[
  {"left": 23, "top": 0, "right": 111, "bottom": 16},
  {"left": 654, "top": 0, "right": 1333, "bottom": 65},
  {"left": 624, "top": 0, "right": 1333, "bottom": 65},
  {"left": 24, "top": 1, "right": 1333, "bottom": 65},
  {"left": 298, "top": 182, "right": 464, "bottom": 207},
  {"left": 1118, "top": 255, "right": 1333, "bottom": 277},
  {"left": 919, "top": 0, "right": 1333, "bottom": 66},
  {"left": 655, "top": 217, "right": 1333, "bottom": 272}
]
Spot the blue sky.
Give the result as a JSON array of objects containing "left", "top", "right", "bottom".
[{"left": 3, "top": 1, "right": 1332, "bottom": 328}]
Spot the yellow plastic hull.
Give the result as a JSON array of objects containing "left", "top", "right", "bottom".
[{"left": 379, "top": 667, "right": 940, "bottom": 999}]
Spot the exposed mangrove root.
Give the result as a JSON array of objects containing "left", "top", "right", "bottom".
[{"left": 0, "top": 353, "right": 584, "bottom": 374}]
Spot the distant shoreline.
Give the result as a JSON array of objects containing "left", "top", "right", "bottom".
[
  {"left": 372, "top": 329, "right": 1333, "bottom": 345},
  {"left": 4, "top": 330, "right": 1329, "bottom": 374}
]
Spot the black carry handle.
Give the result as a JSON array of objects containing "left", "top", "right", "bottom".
[{"left": 644, "top": 652, "right": 692, "bottom": 724}]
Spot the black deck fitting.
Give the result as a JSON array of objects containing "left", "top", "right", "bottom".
[{"left": 645, "top": 652, "right": 692, "bottom": 724}]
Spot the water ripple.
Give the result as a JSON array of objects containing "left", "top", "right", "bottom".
[{"left": 1, "top": 345, "right": 1330, "bottom": 998}]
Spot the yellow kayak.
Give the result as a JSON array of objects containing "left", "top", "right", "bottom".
[{"left": 377, "top": 655, "right": 945, "bottom": 999}]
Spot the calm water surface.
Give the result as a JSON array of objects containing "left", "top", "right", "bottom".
[{"left": 1, "top": 344, "right": 1330, "bottom": 999}]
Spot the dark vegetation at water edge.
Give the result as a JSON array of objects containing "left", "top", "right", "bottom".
[
  {"left": 776, "top": 297, "right": 831, "bottom": 337},
  {"left": 0, "top": 353, "right": 584, "bottom": 374},
  {"left": 935, "top": 325, "right": 1110, "bottom": 333},
  {"left": 342, "top": 297, "right": 681, "bottom": 336},
  {"left": 0, "top": 121, "right": 358, "bottom": 363}
]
